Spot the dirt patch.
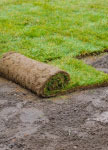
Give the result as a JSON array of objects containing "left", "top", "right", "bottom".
[
  {"left": 0, "top": 54, "right": 108, "bottom": 150},
  {"left": 83, "top": 54, "right": 108, "bottom": 74},
  {"left": 91, "top": 55, "right": 108, "bottom": 74},
  {"left": 92, "top": 55, "right": 108, "bottom": 68}
]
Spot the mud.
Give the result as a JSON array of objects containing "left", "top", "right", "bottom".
[{"left": 0, "top": 55, "right": 108, "bottom": 150}]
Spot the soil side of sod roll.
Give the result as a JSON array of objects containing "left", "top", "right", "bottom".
[{"left": 0, "top": 52, "right": 70, "bottom": 97}]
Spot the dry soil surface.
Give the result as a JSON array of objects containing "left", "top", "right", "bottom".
[{"left": 0, "top": 55, "right": 108, "bottom": 150}]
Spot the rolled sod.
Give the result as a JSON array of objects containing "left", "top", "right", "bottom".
[{"left": 0, "top": 52, "right": 70, "bottom": 97}]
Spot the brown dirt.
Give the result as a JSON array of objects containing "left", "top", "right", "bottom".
[
  {"left": 0, "top": 55, "right": 108, "bottom": 150},
  {"left": 84, "top": 54, "right": 108, "bottom": 74}
]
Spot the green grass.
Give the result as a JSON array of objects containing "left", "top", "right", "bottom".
[
  {"left": 0, "top": 0, "right": 108, "bottom": 95},
  {"left": 44, "top": 72, "right": 70, "bottom": 96}
]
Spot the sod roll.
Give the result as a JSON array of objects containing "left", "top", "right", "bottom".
[{"left": 0, "top": 52, "right": 70, "bottom": 97}]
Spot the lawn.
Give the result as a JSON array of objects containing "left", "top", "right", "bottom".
[{"left": 0, "top": 0, "right": 108, "bottom": 95}]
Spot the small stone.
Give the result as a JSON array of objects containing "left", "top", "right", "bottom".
[{"left": 73, "top": 146, "right": 77, "bottom": 149}]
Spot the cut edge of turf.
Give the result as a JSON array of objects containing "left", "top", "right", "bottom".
[
  {"left": 59, "top": 81, "right": 108, "bottom": 97},
  {"left": 76, "top": 48, "right": 108, "bottom": 59},
  {"left": 41, "top": 81, "right": 108, "bottom": 98}
]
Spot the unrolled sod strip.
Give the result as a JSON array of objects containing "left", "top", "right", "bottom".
[{"left": 0, "top": 52, "right": 70, "bottom": 97}]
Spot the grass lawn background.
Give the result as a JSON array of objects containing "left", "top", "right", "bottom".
[{"left": 0, "top": 0, "right": 108, "bottom": 94}]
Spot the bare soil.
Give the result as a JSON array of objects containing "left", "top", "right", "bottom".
[{"left": 0, "top": 55, "right": 108, "bottom": 150}]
